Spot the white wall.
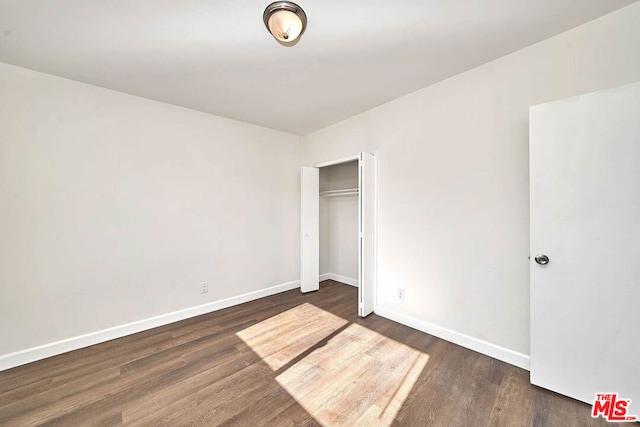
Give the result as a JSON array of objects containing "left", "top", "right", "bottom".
[
  {"left": 303, "top": 3, "right": 640, "bottom": 361},
  {"left": 0, "top": 62, "right": 303, "bottom": 358},
  {"left": 319, "top": 197, "right": 330, "bottom": 276},
  {"left": 328, "top": 197, "right": 358, "bottom": 281}
]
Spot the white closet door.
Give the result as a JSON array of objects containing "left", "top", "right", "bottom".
[
  {"left": 301, "top": 167, "right": 319, "bottom": 293},
  {"left": 359, "top": 152, "right": 376, "bottom": 317},
  {"left": 530, "top": 82, "right": 640, "bottom": 404}
]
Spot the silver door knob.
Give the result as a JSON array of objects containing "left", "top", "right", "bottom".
[{"left": 534, "top": 254, "right": 549, "bottom": 265}]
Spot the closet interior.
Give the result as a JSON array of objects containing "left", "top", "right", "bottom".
[{"left": 319, "top": 161, "right": 359, "bottom": 289}]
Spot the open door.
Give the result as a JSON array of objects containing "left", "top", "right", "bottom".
[
  {"left": 530, "top": 82, "right": 640, "bottom": 404},
  {"left": 300, "top": 167, "right": 319, "bottom": 293},
  {"left": 358, "top": 152, "right": 375, "bottom": 317}
]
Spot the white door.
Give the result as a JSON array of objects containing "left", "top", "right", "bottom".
[
  {"left": 359, "top": 152, "right": 376, "bottom": 317},
  {"left": 301, "top": 167, "right": 319, "bottom": 293},
  {"left": 530, "top": 82, "right": 640, "bottom": 405}
]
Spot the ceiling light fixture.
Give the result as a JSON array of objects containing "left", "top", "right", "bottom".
[{"left": 263, "top": 1, "right": 307, "bottom": 44}]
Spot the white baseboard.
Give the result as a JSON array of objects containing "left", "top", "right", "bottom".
[
  {"left": 374, "top": 306, "right": 530, "bottom": 371},
  {"left": 319, "top": 273, "right": 358, "bottom": 287},
  {"left": 0, "top": 280, "right": 300, "bottom": 372}
]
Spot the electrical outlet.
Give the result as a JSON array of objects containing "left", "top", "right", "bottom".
[
  {"left": 201, "top": 282, "right": 208, "bottom": 294},
  {"left": 397, "top": 288, "right": 405, "bottom": 302}
]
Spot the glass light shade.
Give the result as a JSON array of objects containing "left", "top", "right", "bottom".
[{"left": 268, "top": 9, "right": 303, "bottom": 42}]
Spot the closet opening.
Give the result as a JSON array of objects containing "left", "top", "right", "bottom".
[
  {"left": 301, "top": 153, "right": 376, "bottom": 317},
  {"left": 319, "top": 161, "right": 359, "bottom": 289}
]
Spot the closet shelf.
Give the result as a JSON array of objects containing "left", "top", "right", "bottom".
[{"left": 319, "top": 188, "right": 359, "bottom": 197}]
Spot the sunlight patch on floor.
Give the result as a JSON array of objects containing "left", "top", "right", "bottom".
[
  {"left": 236, "top": 302, "right": 348, "bottom": 371},
  {"left": 237, "top": 303, "right": 429, "bottom": 426}
]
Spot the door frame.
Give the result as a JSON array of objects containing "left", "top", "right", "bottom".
[{"left": 315, "top": 154, "right": 361, "bottom": 168}]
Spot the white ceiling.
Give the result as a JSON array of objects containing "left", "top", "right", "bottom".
[{"left": 0, "top": 0, "right": 636, "bottom": 135}]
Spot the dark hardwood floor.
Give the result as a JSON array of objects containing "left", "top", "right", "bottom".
[{"left": 0, "top": 280, "right": 615, "bottom": 426}]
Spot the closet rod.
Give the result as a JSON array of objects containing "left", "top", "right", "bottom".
[{"left": 319, "top": 188, "right": 359, "bottom": 197}]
